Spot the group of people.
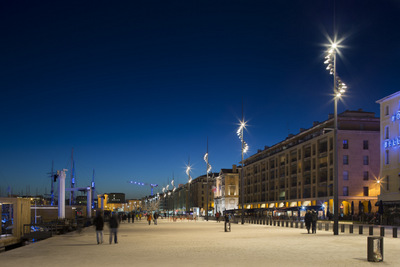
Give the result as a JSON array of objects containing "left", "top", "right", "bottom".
[
  {"left": 92, "top": 211, "right": 161, "bottom": 245},
  {"left": 304, "top": 209, "right": 318, "bottom": 234},
  {"left": 147, "top": 211, "right": 159, "bottom": 225}
]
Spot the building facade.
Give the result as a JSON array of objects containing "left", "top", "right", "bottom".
[
  {"left": 377, "top": 92, "right": 400, "bottom": 209},
  {"left": 214, "top": 165, "right": 240, "bottom": 213},
  {"left": 242, "top": 110, "right": 380, "bottom": 217},
  {"left": 189, "top": 174, "right": 216, "bottom": 216}
]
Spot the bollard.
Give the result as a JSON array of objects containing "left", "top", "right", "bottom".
[
  {"left": 380, "top": 227, "right": 385, "bottom": 237},
  {"left": 318, "top": 222, "right": 322, "bottom": 231},
  {"left": 281, "top": 221, "right": 284, "bottom": 227},
  {"left": 349, "top": 225, "right": 353, "bottom": 234},
  {"left": 263, "top": 218, "right": 266, "bottom": 225},
  {"left": 367, "top": 236, "right": 383, "bottom": 262},
  {"left": 300, "top": 222, "right": 304, "bottom": 229},
  {"left": 290, "top": 221, "right": 293, "bottom": 228},
  {"left": 359, "top": 225, "right": 363, "bottom": 235},
  {"left": 224, "top": 221, "right": 231, "bottom": 232},
  {"left": 393, "top": 228, "right": 398, "bottom": 238},
  {"left": 341, "top": 224, "right": 345, "bottom": 233},
  {"left": 286, "top": 221, "right": 289, "bottom": 227},
  {"left": 274, "top": 221, "right": 276, "bottom": 226},
  {"left": 278, "top": 221, "right": 280, "bottom": 226},
  {"left": 369, "top": 226, "right": 374, "bottom": 236},
  {"left": 325, "top": 223, "right": 329, "bottom": 231},
  {"left": 295, "top": 221, "right": 298, "bottom": 228}
]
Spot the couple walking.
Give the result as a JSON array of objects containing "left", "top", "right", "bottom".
[
  {"left": 93, "top": 212, "right": 119, "bottom": 244},
  {"left": 305, "top": 210, "right": 318, "bottom": 234}
]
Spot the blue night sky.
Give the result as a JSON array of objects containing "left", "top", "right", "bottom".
[{"left": 1, "top": 1, "right": 399, "bottom": 199}]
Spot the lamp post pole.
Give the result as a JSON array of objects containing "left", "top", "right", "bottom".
[
  {"left": 241, "top": 135, "right": 244, "bottom": 225},
  {"left": 237, "top": 117, "right": 248, "bottom": 225},
  {"left": 325, "top": 43, "right": 346, "bottom": 235},
  {"left": 186, "top": 158, "right": 192, "bottom": 215},
  {"left": 204, "top": 138, "right": 212, "bottom": 221},
  {"left": 333, "top": 49, "right": 339, "bottom": 236}
]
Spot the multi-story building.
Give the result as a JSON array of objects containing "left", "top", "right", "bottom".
[
  {"left": 242, "top": 110, "right": 380, "bottom": 217},
  {"left": 189, "top": 173, "right": 217, "bottom": 216},
  {"left": 214, "top": 165, "right": 240, "bottom": 214},
  {"left": 162, "top": 174, "right": 216, "bottom": 216},
  {"left": 376, "top": 92, "right": 400, "bottom": 215},
  {"left": 98, "top": 193, "right": 127, "bottom": 212}
]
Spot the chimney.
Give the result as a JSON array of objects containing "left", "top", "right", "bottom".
[
  {"left": 232, "top": 165, "right": 237, "bottom": 173},
  {"left": 313, "top": 121, "right": 320, "bottom": 126}
]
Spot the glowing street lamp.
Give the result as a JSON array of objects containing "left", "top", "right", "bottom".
[
  {"left": 204, "top": 140, "right": 212, "bottom": 221},
  {"left": 324, "top": 41, "right": 347, "bottom": 235},
  {"left": 237, "top": 117, "right": 249, "bottom": 224},
  {"left": 186, "top": 158, "right": 192, "bottom": 213}
]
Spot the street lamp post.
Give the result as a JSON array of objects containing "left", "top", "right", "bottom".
[
  {"left": 324, "top": 42, "right": 347, "bottom": 236},
  {"left": 237, "top": 118, "right": 249, "bottom": 225},
  {"left": 204, "top": 139, "right": 212, "bottom": 221},
  {"left": 186, "top": 159, "right": 192, "bottom": 215}
]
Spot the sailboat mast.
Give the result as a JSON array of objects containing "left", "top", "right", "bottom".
[
  {"left": 91, "top": 169, "right": 95, "bottom": 209},
  {"left": 70, "top": 148, "right": 75, "bottom": 205},
  {"left": 51, "top": 160, "right": 54, "bottom": 206}
]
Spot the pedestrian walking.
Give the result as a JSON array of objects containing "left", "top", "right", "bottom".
[
  {"left": 132, "top": 211, "right": 135, "bottom": 223},
  {"left": 93, "top": 212, "right": 104, "bottom": 244},
  {"left": 127, "top": 212, "right": 131, "bottom": 223},
  {"left": 109, "top": 213, "right": 119, "bottom": 244},
  {"left": 216, "top": 212, "right": 220, "bottom": 223},
  {"left": 147, "top": 213, "right": 152, "bottom": 225},
  {"left": 311, "top": 209, "right": 317, "bottom": 234},
  {"left": 153, "top": 212, "right": 158, "bottom": 225},
  {"left": 304, "top": 210, "right": 312, "bottom": 234}
]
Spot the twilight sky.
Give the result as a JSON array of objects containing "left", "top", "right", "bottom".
[{"left": 1, "top": 0, "right": 399, "bottom": 199}]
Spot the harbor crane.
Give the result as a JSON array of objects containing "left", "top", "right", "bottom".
[{"left": 127, "top": 180, "right": 158, "bottom": 196}]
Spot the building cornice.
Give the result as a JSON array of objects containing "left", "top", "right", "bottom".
[{"left": 376, "top": 91, "right": 400, "bottom": 104}]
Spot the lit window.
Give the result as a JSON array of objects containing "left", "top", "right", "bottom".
[{"left": 343, "top": 140, "right": 349, "bottom": 149}]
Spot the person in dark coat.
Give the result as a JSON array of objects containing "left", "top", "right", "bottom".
[
  {"left": 311, "top": 209, "right": 318, "bottom": 234},
  {"left": 93, "top": 212, "right": 104, "bottom": 244},
  {"left": 132, "top": 211, "right": 135, "bottom": 223},
  {"left": 109, "top": 213, "right": 119, "bottom": 244},
  {"left": 304, "top": 210, "right": 312, "bottom": 234},
  {"left": 153, "top": 212, "right": 159, "bottom": 225}
]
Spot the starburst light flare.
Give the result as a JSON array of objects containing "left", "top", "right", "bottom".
[
  {"left": 237, "top": 121, "right": 249, "bottom": 153},
  {"left": 186, "top": 165, "right": 192, "bottom": 183},
  {"left": 204, "top": 152, "right": 212, "bottom": 173}
]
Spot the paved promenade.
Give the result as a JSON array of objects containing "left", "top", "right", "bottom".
[{"left": 0, "top": 219, "right": 399, "bottom": 266}]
